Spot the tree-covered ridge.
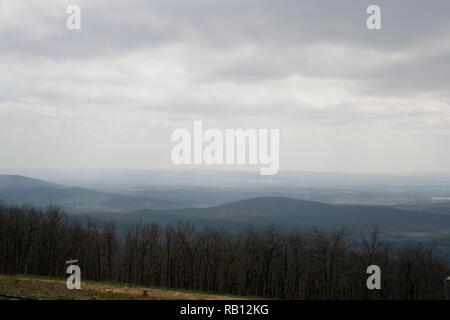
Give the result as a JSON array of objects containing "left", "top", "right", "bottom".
[{"left": 0, "top": 203, "right": 448, "bottom": 299}]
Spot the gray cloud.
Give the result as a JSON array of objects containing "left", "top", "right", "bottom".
[{"left": 0, "top": 0, "right": 449, "bottom": 173}]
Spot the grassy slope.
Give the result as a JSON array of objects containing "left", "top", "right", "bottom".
[{"left": 0, "top": 274, "right": 250, "bottom": 300}]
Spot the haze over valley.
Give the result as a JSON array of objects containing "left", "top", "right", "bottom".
[{"left": 2, "top": 170, "right": 450, "bottom": 257}]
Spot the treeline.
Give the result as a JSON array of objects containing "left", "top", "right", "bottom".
[{"left": 0, "top": 203, "right": 448, "bottom": 299}]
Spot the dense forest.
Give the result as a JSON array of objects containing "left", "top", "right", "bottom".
[{"left": 0, "top": 203, "right": 448, "bottom": 299}]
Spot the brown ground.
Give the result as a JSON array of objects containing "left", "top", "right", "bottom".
[{"left": 0, "top": 275, "right": 244, "bottom": 300}]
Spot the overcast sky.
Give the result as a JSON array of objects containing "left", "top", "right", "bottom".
[{"left": 0, "top": 0, "right": 449, "bottom": 174}]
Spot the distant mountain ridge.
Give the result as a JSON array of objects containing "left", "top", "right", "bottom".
[
  {"left": 0, "top": 175, "right": 58, "bottom": 189},
  {"left": 2, "top": 175, "right": 450, "bottom": 237},
  {"left": 130, "top": 196, "right": 450, "bottom": 233},
  {"left": 0, "top": 174, "right": 178, "bottom": 211}
]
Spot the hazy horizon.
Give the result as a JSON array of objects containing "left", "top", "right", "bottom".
[{"left": 3, "top": 167, "right": 450, "bottom": 189}]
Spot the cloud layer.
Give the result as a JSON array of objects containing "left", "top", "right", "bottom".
[{"left": 1, "top": 0, "right": 449, "bottom": 173}]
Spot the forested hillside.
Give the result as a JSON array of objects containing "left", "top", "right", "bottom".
[
  {"left": 130, "top": 197, "right": 450, "bottom": 233},
  {"left": 0, "top": 203, "right": 448, "bottom": 299}
]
